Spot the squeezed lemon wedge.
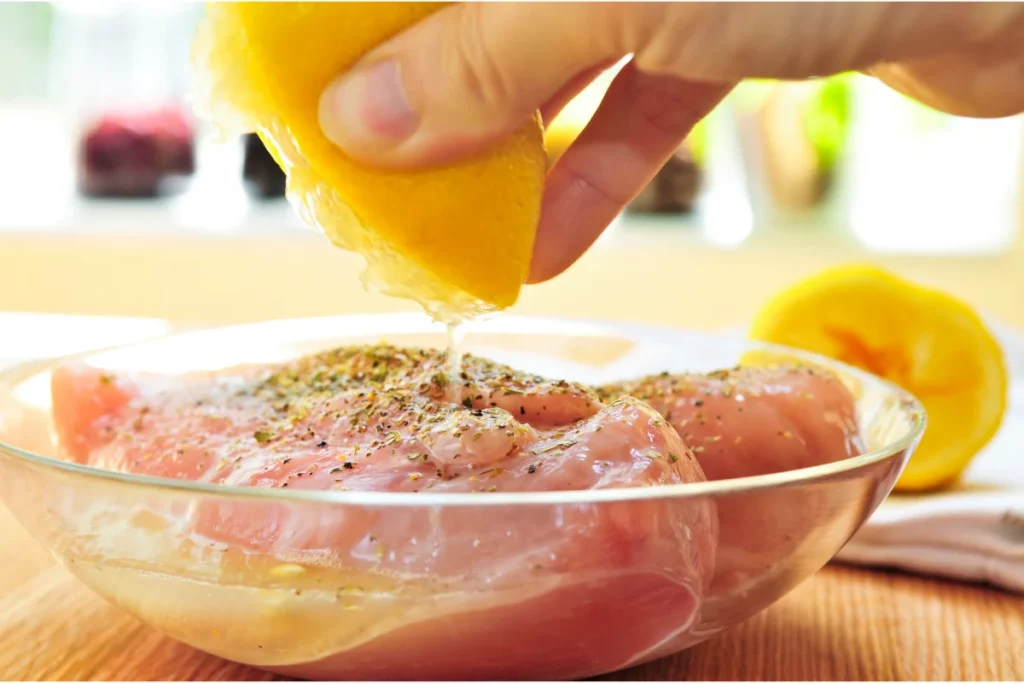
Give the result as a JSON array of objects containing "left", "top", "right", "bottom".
[
  {"left": 750, "top": 264, "right": 1008, "bottom": 491},
  {"left": 190, "top": 2, "right": 547, "bottom": 321}
]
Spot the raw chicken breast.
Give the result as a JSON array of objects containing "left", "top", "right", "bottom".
[
  {"left": 598, "top": 364, "right": 862, "bottom": 478},
  {"left": 51, "top": 345, "right": 716, "bottom": 679},
  {"left": 598, "top": 364, "right": 863, "bottom": 599}
]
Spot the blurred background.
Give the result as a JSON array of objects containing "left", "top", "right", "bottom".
[{"left": 2, "top": 1, "right": 1023, "bottom": 331}]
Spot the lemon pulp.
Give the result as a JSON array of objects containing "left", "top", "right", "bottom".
[{"left": 750, "top": 264, "right": 1008, "bottom": 491}]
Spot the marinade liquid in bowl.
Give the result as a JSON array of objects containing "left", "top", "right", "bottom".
[{"left": 0, "top": 315, "right": 924, "bottom": 680}]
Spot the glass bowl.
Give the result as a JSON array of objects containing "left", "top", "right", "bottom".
[{"left": 0, "top": 314, "right": 924, "bottom": 680}]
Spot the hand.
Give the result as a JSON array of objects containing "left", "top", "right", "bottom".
[{"left": 318, "top": 2, "right": 1024, "bottom": 282}]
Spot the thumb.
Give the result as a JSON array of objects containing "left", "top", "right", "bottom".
[{"left": 318, "top": 3, "right": 650, "bottom": 168}]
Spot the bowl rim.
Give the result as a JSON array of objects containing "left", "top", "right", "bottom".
[{"left": 0, "top": 313, "right": 926, "bottom": 508}]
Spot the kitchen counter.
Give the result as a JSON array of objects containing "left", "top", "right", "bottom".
[{"left": 1, "top": 219, "right": 1023, "bottom": 330}]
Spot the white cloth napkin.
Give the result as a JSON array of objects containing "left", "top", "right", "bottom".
[{"left": 835, "top": 318, "right": 1024, "bottom": 593}]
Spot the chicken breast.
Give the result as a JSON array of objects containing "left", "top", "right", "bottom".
[
  {"left": 599, "top": 364, "right": 863, "bottom": 599},
  {"left": 51, "top": 345, "right": 716, "bottom": 679}
]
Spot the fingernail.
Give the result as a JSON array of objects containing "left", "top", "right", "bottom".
[{"left": 319, "top": 60, "right": 418, "bottom": 150}]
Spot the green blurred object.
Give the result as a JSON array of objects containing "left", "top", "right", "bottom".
[
  {"left": 801, "top": 73, "right": 852, "bottom": 173},
  {"left": 0, "top": 3, "right": 53, "bottom": 102},
  {"left": 733, "top": 75, "right": 853, "bottom": 175},
  {"left": 686, "top": 117, "right": 707, "bottom": 168}
]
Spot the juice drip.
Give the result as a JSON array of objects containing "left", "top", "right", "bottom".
[{"left": 445, "top": 322, "right": 466, "bottom": 404}]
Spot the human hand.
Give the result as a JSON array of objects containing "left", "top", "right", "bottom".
[{"left": 318, "top": 2, "right": 1024, "bottom": 282}]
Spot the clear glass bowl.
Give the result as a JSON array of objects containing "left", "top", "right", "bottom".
[{"left": 0, "top": 315, "right": 924, "bottom": 680}]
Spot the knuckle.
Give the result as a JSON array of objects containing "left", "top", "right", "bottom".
[
  {"left": 442, "top": 3, "right": 517, "bottom": 119},
  {"left": 599, "top": 3, "right": 667, "bottom": 56},
  {"left": 560, "top": 157, "right": 634, "bottom": 208},
  {"left": 630, "top": 4, "right": 865, "bottom": 80},
  {"left": 630, "top": 4, "right": 706, "bottom": 75}
]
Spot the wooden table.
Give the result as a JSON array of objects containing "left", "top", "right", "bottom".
[{"left": 1, "top": 504, "right": 1021, "bottom": 681}]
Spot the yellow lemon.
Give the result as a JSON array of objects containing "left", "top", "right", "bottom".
[
  {"left": 191, "top": 2, "right": 547, "bottom": 320},
  {"left": 750, "top": 264, "right": 1008, "bottom": 491}
]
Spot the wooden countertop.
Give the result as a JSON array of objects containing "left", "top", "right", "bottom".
[
  {"left": 1, "top": 502, "right": 1022, "bottom": 681},
  {"left": 1, "top": 226, "right": 1023, "bottom": 330}
]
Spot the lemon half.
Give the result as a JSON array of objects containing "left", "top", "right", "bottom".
[
  {"left": 191, "top": 2, "right": 547, "bottom": 321},
  {"left": 750, "top": 264, "right": 1008, "bottom": 491}
]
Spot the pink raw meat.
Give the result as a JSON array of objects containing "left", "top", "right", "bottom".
[{"left": 52, "top": 345, "right": 717, "bottom": 679}]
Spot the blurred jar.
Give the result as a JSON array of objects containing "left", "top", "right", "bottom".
[
  {"left": 50, "top": 1, "right": 202, "bottom": 197},
  {"left": 731, "top": 76, "right": 852, "bottom": 233},
  {"left": 841, "top": 75, "right": 1024, "bottom": 254},
  {"left": 626, "top": 122, "right": 704, "bottom": 216}
]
